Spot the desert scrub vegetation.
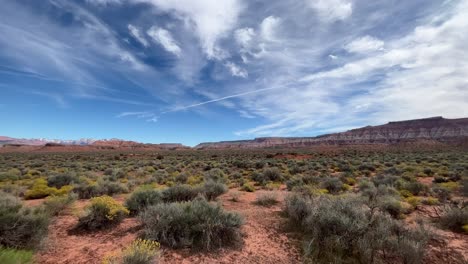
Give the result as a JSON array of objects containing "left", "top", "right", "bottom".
[
  {"left": 254, "top": 192, "right": 279, "bottom": 206},
  {"left": 24, "top": 178, "right": 73, "bottom": 199},
  {"left": 125, "top": 188, "right": 163, "bottom": 215},
  {"left": 0, "top": 192, "right": 49, "bottom": 249},
  {"left": 77, "top": 195, "right": 129, "bottom": 230},
  {"left": 0, "top": 247, "right": 33, "bottom": 264},
  {"left": 139, "top": 197, "right": 243, "bottom": 250},
  {"left": 438, "top": 205, "right": 468, "bottom": 233},
  {"left": 43, "top": 193, "right": 77, "bottom": 216},
  {"left": 284, "top": 192, "right": 430, "bottom": 263},
  {"left": 103, "top": 239, "right": 160, "bottom": 264}
]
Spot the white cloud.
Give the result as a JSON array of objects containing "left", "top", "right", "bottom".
[
  {"left": 147, "top": 26, "right": 182, "bottom": 56},
  {"left": 260, "top": 16, "right": 281, "bottom": 41},
  {"left": 234, "top": 0, "right": 468, "bottom": 136},
  {"left": 345, "top": 35, "right": 384, "bottom": 54},
  {"left": 128, "top": 24, "right": 149, "bottom": 47},
  {"left": 85, "top": 0, "right": 123, "bottom": 5},
  {"left": 225, "top": 62, "right": 248, "bottom": 78},
  {"left": 234, "top": 27, "right": 255, "bottom": 47},
  {"left": 133, "top": 0, "right": 243, "bottom": 59},
  {"left": 307, "top": 0, "right": 352, "bottom": 22}
]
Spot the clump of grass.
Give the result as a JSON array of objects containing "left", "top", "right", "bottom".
[
  {"left": 139, "top": 197, "right": 243, "bottom": 250},
  {"left": 240, "top": 183, "right": 255, "bottom": 192},
  {"left": 230, "top": 191, "right": 241, "bottom": 202},
  {"left": 254, "top": 192, "right": 279, "bottom": 206},
  {"left": 103, "top": 239, "right": 160, "bottom": 264},
  {"left": 43, "top": 194, "right": 77, "bottom": 216}
]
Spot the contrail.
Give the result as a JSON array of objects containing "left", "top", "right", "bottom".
[{"left": 161, "top": 86, "right": 280, "bottom": 114}]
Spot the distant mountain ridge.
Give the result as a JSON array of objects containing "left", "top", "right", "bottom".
[
  {"left": 195, "top": 117, "right": 468, "bottom": 149},
  {"left": 0, "top": 137, "right": 187, "bottom": 150},
  {"left": 0, "top": 136, "right": 97, "bottom": 146},
  {"left": 2, "top": 116, "right": 467, "bottom": 151}
]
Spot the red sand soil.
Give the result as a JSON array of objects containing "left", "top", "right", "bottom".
[
  {"left": 35, "top": 199, "right": 140, "bottom": 264},
  {"left": 406, "top": 204, "right": 468, "bottom": 264},
  {"left": 417, "top": 176, "right": 434, "bottom": 187},
  {"left": 34, "top": 190, "right": 301, "bottom": 264},
  {"left": 33, "top": 190, "right": 467, "bottom": 264}
]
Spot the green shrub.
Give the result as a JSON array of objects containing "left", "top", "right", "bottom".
[
  {"left": 262, "top": 168, "right": 282, "bottom": 182},
  {"left": 47, "top": 173, "right": 78, "bottom": 188},
  {"left": 140, "top": 197, "right": 243, "bottom": 250},
  {"left": 73, "top": 182, "right": 100, "bottom": 199},
  {"left": 422, "top": 197, "right": 439, "bottom": 205},
  {"left": 321, "top": 177, "right": 343, "bottom": 194},
  {"left": 77, "top": 196, "right": 129, "bottom": 230},
  {"left": 380, "top": 197, "right": 405, "bottom": 218},
  {"left": 402, "top": 181, "right": 427, "bottom": 196},
  {"left": 125, "top": 189, "right": 163, "bottom": 215},
  {"left": 0, "top": 192, "right": 49, "bottom": 249},
  {"left": 43, "top": 194, "right": 76, "bottom": 216},
  {"left": 162, "top": 184, "right": 200, "bottom": 202},
  {"left": 204, "top": 168, "right": 227, "bottom": 183},
  {"left": 462, "top": 178, "right": 468, "bottom": 197},
  {"left": 202, "top": 181, "right": 228, "bottom": 200},
  {"left": 0, "top": 247, "right": 33, "bottom": 264},
  {"left": 240, "top": 183, "right": 255, "bottom": 192},
  {"left": 254, "top": 192, "right": 279, "bottom": 206},
  {"left": 439, "top": 207, "right": 468, "bottom": 233},
  {"left": 284, "top": 193, "right": 429, "bottom": 263}
]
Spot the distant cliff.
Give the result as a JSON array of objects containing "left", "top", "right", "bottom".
[
  {"left": 0, "top": 137, "right": 189, "bottom": 152},
  {"left": 195, "top": 117, "right": 468, "bottom": 149}
]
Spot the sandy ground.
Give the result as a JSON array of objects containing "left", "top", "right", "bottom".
[
  {"left": 406, "top": 204, "right": 468, "bottom": 264},
  {"left": 34, "top": 189, "right": 302, "bottom": 264},
  {"left": 32, "top": 188, "right": 467, "bottom": 264}
]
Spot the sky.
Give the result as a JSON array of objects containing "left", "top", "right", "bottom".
[{"left": 1, "top": 0, "right": 467, "bottom": 146}]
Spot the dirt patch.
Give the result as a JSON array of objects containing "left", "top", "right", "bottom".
[
  {"left": 417, "top": 176, "right": 434, "bottom": 186},
  {"left": 34, "top": 190, "right": 301, "bottom": 264},
  {"left": 406, "top": 205, "right": 468, "bottom": 264},
  {"left": 35, "top": 199, "right": 139, "bottom": 264}
]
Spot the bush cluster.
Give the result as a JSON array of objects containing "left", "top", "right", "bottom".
[
  {"left": 24, "top": 178, "right": 73, "bottom": 200},
  {"left": 284, "top": 193, "right": 429, "bottom": 263},
  {"left": 438, "top": 206, "right": 468, "bottom": 233},
  {"left": 0, "top": 192, "right": 49, "bottom": 249},
  {"left": 140, "top": 197, "right": 243, "bottom": 250}
]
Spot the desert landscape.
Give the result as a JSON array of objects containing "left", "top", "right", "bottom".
[
  {"left": 1, "top": 117, "right": 467, "bottom": 264},
  {"left": 1, "top": 0, "right": 468, "bottom": 263}
]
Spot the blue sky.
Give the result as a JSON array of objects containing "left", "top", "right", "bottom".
[{"left": 1, "top": 0, "right": 467, "bottom": 146}]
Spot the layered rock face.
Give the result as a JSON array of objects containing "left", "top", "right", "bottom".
[{"left": 195, "top": 117, "right": 468, "bottom": 149}]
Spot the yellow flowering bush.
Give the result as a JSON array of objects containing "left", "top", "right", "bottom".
[
  {"left": 24, "top": 178, "right": 73, "bottom": 200},
  {"left": 77, "top": 195, "right": 129, "bottom": 230}
]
